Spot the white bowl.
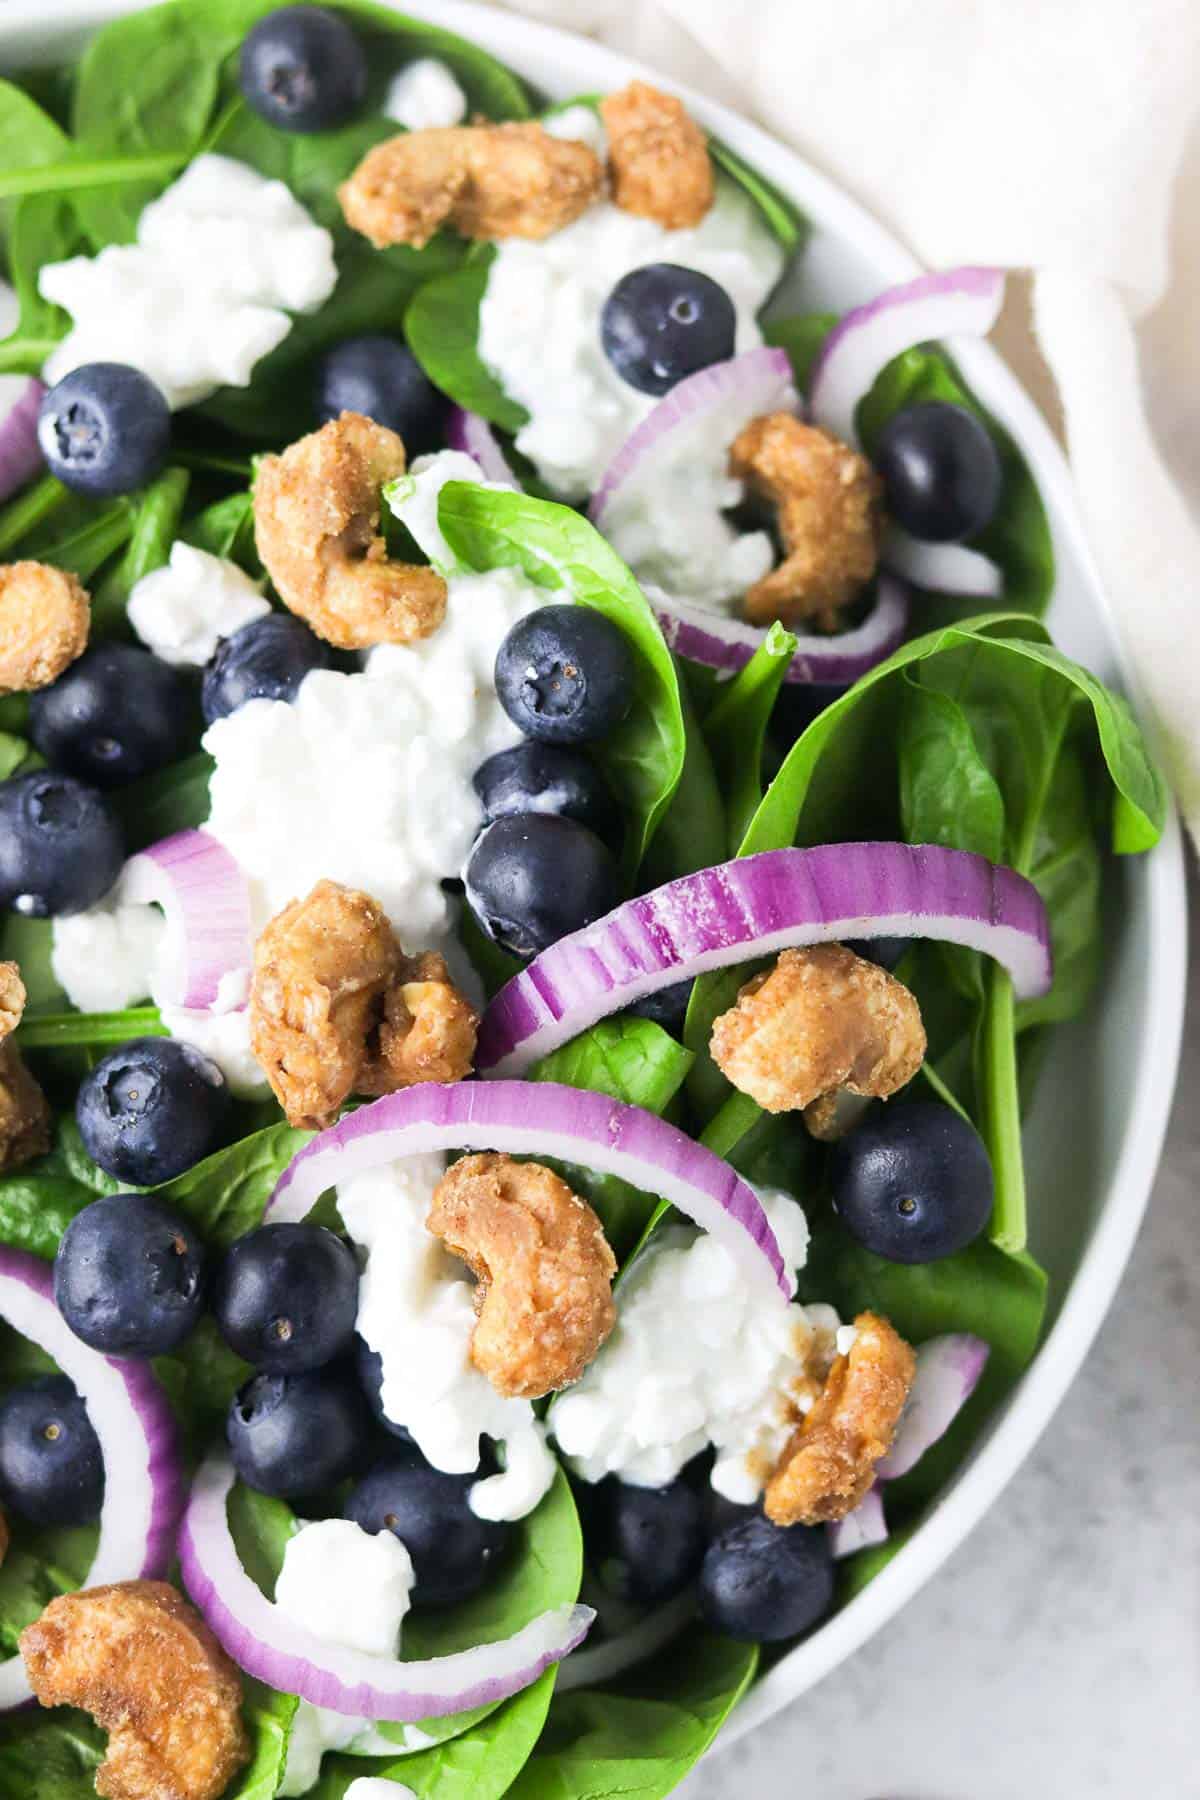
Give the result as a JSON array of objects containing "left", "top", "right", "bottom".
[{"left": 4, "top": 0, "right": 1188, "bottom": 1754}]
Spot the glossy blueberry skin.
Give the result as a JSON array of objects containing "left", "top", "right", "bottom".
[
  {"left": 473, "top": 741, "right": 617, "bottom": 842},
  {"left": 54, "top": 1193, "right": 207, "bottom": 1358},
  {"left": 628, "top": 977, "right": 694, "bottom": 1036},
  {"left": 495, "top": 605, "right": 635, "bottom": 746},
  {"left": 698, "top": 1514, "right": 834, "bottom": 1642},
  {"left": 465, "top": 814, "right": 621, "bottom": 959},
  {"left": 0, "top": 1376, "right": 104, "bottom": 1528},
  {"left": 201, "top": 613, "right": 335, "bottom": 725},
  {"left": 239, "top": 5, "right": 368, "bottom": 132},
  {"left": 874, "top": 401, "right": 1003, "bottom": 543},
  {"left": 829, "top": 1101, "right": 994, "bottom": 1263},
  {"left": 345, "top": 1449, "right": 511, "bottom": 1610},
  {"left": 29, "top": 644, "right": 194, "bottom": 789},
  {"left": 228, "top": 1365, "right": 370, "bottom": 1498},
  {"left": 589, "top": 1473, "right": 708, "bottom": 1606},
  {"left": 75, "top": 1037, "right": 232, "bottom": 1187},
  {"left": 0, "top": 771, "right": 124, "bottom": 918},
  {"left": 37, "top": 363, "right": 170, "bottom": 498},
  {"left": 315, "top": 336, "right": 447, "bottom": 453},
  {"left": 843, "top": 936, "right": 912, "bottom": 972},
  {"left": 600, "top": 263, "right": 737, "bottom": 396},
  {"left": 213, "top": 1224, "right": 359, "bottom": 1373},
  {"left": 355, "top": 1337, "right": 414, "bottom": 1444}
]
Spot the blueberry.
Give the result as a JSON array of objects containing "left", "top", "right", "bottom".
[
  {"left": 345, "top": 1448, "right": 511, "bottom": 1609},
  {"left": 240, "top": 5, "right": 368, "bottom": 132},
  {"left": 465, "top": 814, "right": 621, "bottom": 959},
  {"left": 875, "top": 402, "right": 1003, "bottom": 543},
  {"left": 495, "top": 605, "right": 635, "bottom": 746},
  {"left": 38, "top": 363, "right": 170, "bottom": 499},
  {"left": 355, "top": 1337, "right": 414, "bottom": 1443},
  {"left": 829, "top": 1101, "right": 994, "bottom": 1263},
  {"left": 29, "top": 644, "right": 194, "bottom": 789},
  {"left": 0, "top": 771, "right": 123, "bottom": 917},
  {"left": 0, "top": 1376, "right": 104, "bottom": 1528},
  {"left": 54, "top": 1194, "right": 207, "bottom": 1358},
  {"left": 627, "top": 977, "right": 694, "bottom": 1035},
  {"left": 201, "top": 614, "right": 335, "bottom": 725},
  {"left": 75, "top": 1037, "right": 232, "bottom": 1187},
  {"left": 213, "top": 1224, "right": 359, "bottom": 1373},
  {"left": 228, "top": 1365, "right": 370, "bottom": 1498},
  {"left": 315, "top": 336, "right": 446, "bottom": 453},
  {"left": 601, "top": 264, "right": 737, "bottom": 396},
  {"left": 473, "top": 741, "right": 617, "bottom": 841},
  {"left": 698, "top": 1514, "right": 833, "bottom": 1642},
  {"left": 843, "top": 936, "right": 911, "bottom": 972},
  {"left": 589, "top": 1473, "right": 708, "bottom": 1606}
]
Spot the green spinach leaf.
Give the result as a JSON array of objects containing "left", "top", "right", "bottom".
[
  {"left": 709, "top": 135, "right": 807, "bottom": 252},
  {"left": 151, "top": 1120, "right": 311, "bottom": 1249},
  {"left": 638, "top": 660, "right": 727, "bottom": 885},
  {"left": 405, "top": 253, "right": 529, "bottom": 434},
  {"left": 0, "top": 1710, "right": 106, "bottom": 1800},
  {"left": 702, "top": 621, "right": 798, "bottom": 854},
  {"left": 91, "top": 466, "right": 191, "bottom": 634},
  {"left": 113, "top": 750, "right": 215, "bottom": 848},
  {"left": 763, "top": 309, "right": 838, "bottom": 388},
  {"left": 182, "top": 487, "right": 259, "bottom": 569}
]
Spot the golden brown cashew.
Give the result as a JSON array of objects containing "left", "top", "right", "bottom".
[
  {"left": 600, "top": 81, "right": 714, "bottom": 229},
  {"left": 253, "top": 412, "right": 447, "bottom": 651},
  {"left": 359, "top": 950, "right": 479, "bottom": 1096},
  {"left": 20, "top": 1580, "right": 250, "bottom": 1800},
  {"left": 765, "top": 1312, "right": 916, "bottom": 1524},
  {"left": 729, "top": 413, "right": 884, "bottom": 630},
  {"left": 0, "top": 560, "right": 90, "bottom": 695},
  {"left": 0, "top": 961, "right": 50, "bottom": 1173},
  {"left": 427, "top": 1153, "right": 617, "bottom": 1399},
  {"left": 709, "top": 943, "right": 926, "bottom": 1116},
  {"left": 340, "top": 122, "right": 605, "bottom": 250}
]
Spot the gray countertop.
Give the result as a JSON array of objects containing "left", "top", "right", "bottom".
[{"left": 688, "top": 864, "right": 1198, "bottom": 1800}]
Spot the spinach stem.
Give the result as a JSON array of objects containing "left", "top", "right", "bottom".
[
  {"left": 17, "top": 1007, "right": 165, "bottom": 1050},
  {"left": 982, "top": 963, "right": 1026, "bottom": 1252},
  {"left": 0, "top": 475, "right": 70, "bottom": 557},
  {"left": 0, "top": 151, "right": 187, "bottom": 199}
]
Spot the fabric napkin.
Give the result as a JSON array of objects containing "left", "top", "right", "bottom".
[{"left": 488, "top": 0, "right": 1200, "bottom": 850}]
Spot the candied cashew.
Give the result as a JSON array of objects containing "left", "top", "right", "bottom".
[
  {"left": 0, "top": 560, "right": 90, "bottom": 695},
  {"left": 600, "top": 81, "right": 714, "bottom": 229},
  {"left": 729, "top": 414, "right": 884, "bottom": 630},
  {"left": 253, "top": 412, "right": 447, "bottom": 651},
  {"left": 427, "top": 1153, "right": 617, "bottom": 1399},
  {"left": 359, "top": 950, "right": 478, "bottom": 1094},
  {"left": 340, "top": 122, "right": 604, "bottom": 250},
  {"left": 20, "top": 1579, "right": 249, "bottom": 1800},
  {"left": 765, "top": 1312, "right": 915, "bottom": 1524},
  {"left": 0, "top": 960, "right": 50, "bottom": 1172},
  {"left": 709, "top": 943, "right": 925, "bottom": 1116}
]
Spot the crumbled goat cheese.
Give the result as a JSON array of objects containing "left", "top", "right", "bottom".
[
  {"left": 39, "top": 154, "right": 337, "bottom": 409},
  {"left": 128, "top": 541, "right": 270, "bottom": 666},
  {"left": 50, "top": 892, "right": 164, "bottom": 1014},
  {"left": 542, "top": 103, "right": 610, "bottom": 157},
  {"left": 550, "top": 1189, "right": 849, "bottom": 1503},
  {"left": 383, "top": 57, "right": 468, "bottom": 130},
  {"left": 478, "top": 172, "right": 784, "bottom": 498},
  {"left": 338, "top": 1155, "right": 558, "bottom": 1524}
]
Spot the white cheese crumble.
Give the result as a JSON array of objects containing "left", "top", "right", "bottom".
[
  {"left": 50, "top": 892, "right": 164, "bottom": 1015},
  {"left": 127, "top": 542, "right": 270, "bottom": 667},
  {"left": 383, "top": 57, "right": 468, "bottom": 131},
  {"left": 338, "top": 1155, "right": 558, "bottom": 1524},
  {"left": 477, "top": 171, "right": 784, "bottom": 499},
  {"left": 549, "top": 1189, "right": 846, "bottom": 1504},
  {"left": 39, "top": 154, "right": 337, "bottom": 409}
]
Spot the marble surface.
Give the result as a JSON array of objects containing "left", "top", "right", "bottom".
[{"left": 688, "top": 867, "right": 1198, "bottom": 1800}]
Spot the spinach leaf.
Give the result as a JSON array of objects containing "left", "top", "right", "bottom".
[
  {"left": 18, "top": 492, "right": 138, "bottom": 585},
  {"left": 18, "top": 1007, "right": 166, "bottom": 1087},
  {"left": 0, "top": 1710, "right": 105, "bottom": 1800},
  {"left": 150, "top": 1120, "right": 311, "bottom": 1249},
  {"left": 709, "top": 135, "right": 807, "bottom": 252},
  {"left": 437, "top": 482, "right": 686, "bottom": 873},
  {"left": 229, "top": 1681, "right": 299, "bottom": 1800},
  {"left": 638, "top": 660, "right": 727, "bottom": 885},
  {"left": 91, "top": 466, "right": 191, "bottom": 634},
  {"left": 0, "top": 78, "right": 72, "bottom": 178},
  {"left": 0, "top": 734, "right": 28, "bottom": 781},
  {"left": 763, "top": 309, "right": 838, "bottom": 388},
  {"left": 156, "top": 1315, "right": 251, "bottom": 1449},
  {"left": 113, "top": 750, "right": 215, "bottom": 848},
  {"left": 0, "top": 1120, "right": 120, "bottom": 1259},
  {"left": 405, "top": 253, "right": 530, "bottom": 434},
  {"left": 0, "top": 476, "right": 74, "bottom": 558},
  {"left": 0, "top": 914, "right": 64, "bottom": 1015},
  {"left": 182, "top": 487, "right": 259, "bottom": 569},
  {"left": 702, "top": 621, "right": 798, "bottom": 854}
]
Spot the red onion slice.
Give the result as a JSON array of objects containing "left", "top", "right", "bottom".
[
  {"left": 882, "top": 527, "right": 1002, "bottom": 599},
  {"left": 649, "top": 573, "right": 909, "bottom": 686},
  {"left": 556, "top": 1589, "right": 696, "bottom": 1693},
  {"left": 122, "top": 829, "right": 254, "bottom": 1012},
  {"left": 0, "top": 1247, "right": 181, "bottom": 1710},
  {"left": 445, "top": 408, "right": 519, "bottom": 487},
  {"left": 0, "top": 378, "right": 46, "bottom": 504},
  {"left": 180, "top": 1453, "right": 592, "bottom": 1720},
  {"left": 827, "top": 1484, "right": 888, "bottom": 1560},
  {"left": 477, "top": 842, "right": 1052, "bottom": 1077},
  {"left": 809, "top": 268, "right": 1005, "bottom": 445},
  {"left": 265, "top": 1079, "right": 792, "bottom": 1298},
  {"left": 876, "top": 1332, "right": 991, "bottom": 1480}
]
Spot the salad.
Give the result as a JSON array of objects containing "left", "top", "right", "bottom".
[{"left": 0, "top": 3, "right": 1170, "bottom": 1798}]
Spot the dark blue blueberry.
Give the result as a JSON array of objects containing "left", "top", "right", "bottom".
[
  {"left": 874, "top": 402, "right": 1003, "bottom": 543},
  {"left": 213, "top": 1224, "right": 359, "bottom": 1373},
  {"left": 239, "top": 5, "right": 368, "bottom": 132},
  {"left": 495, "top": 605, "right": 635, "bottom": 746},
  {"left": 29, "top": 644, "right": 194, "bottom": 789},
  {"left": 601, "top": 264, "right": 737, "bottom": 396},
  {"left": 355, "top": 1336, "right": 414, "bottom": 1443},
  {"left": 75, "top": 1037, "right": 232, "bottom": 1187},
  {"left": 698, "top": 1514, "right": 833, "bottom": 1642},
  {"left": 37, "top": 363, "right": 170, "bottom": 498},
  {"left": 589, "top": 1473, "right": 708, "bottom": 1606},
  {"left": 0, "top": 1376, "right": 104, "bottom": 1527},
  {"left": 345, "top": 1448, "right": 510, "bottom": 1610},
  {"left": 473, "top": 741, "right": 617, "bottom": 841},
  {"left": 315, "top": 336, "right": 446, "bottom": 453},
  {"left": 628, "top": 977, "right": 694, "bottom": 1036},
  {"left": 465, "top": 814, "right": 621, "bottom": 958},
  {"left": 54, "top": 1194, "right": 207, "bottom": 1358},
  {"left": 0, "top": 771, "right": 123, "bottom": 917},
  {"left": 228, "top": 1364, "right": 370, "bottom": 1498},
  {"left": 829, "top": 1101, "right": 993, "bottom": 1263},
  {"left": 843, "top": 936, "right": 911, "bottom": 972},
  {"left": 202, "top": 614, "right": 335, "bottom": 724}
]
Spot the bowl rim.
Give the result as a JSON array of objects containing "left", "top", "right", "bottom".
[{"left": 4, "top": 0, "right": 1189, "bottom": 1751}]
